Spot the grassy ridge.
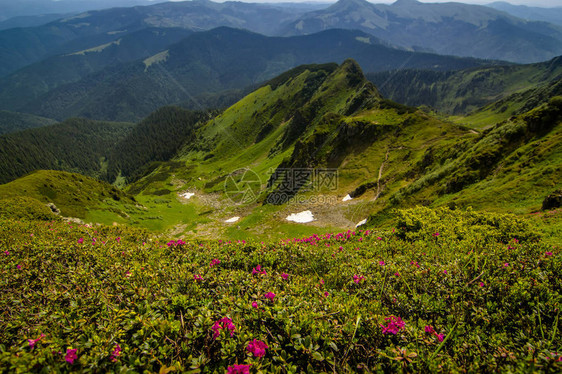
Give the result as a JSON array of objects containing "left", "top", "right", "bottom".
[
  {"left": 0, "top": 208, "right": 560, "bottom": 372},
  {"left": 0, "top": 170, "right": 137, "bottom": 219}
]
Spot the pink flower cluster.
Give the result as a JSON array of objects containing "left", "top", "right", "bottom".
[
  {"left": 381, "top": 316, "right": 405, "bottom": 335},
  {"left": 281, "top": 272, "right": 289, "bottom": 280},
  {"left": 167, "top": 239, "right": 186, "bottom": 247},
  {"left": 28, "top": 333, "right": 45, "bottom": 349},
  {"left": 210, "top": 258, "right": 221, "bottom": 267},
  {"left": 353, "top": 274, "right": 365, "bottom": 284},
  {"left": 252, "top": 265, "right": 267, "bottom": 275},
  {"left": 65, "top": 348, "right": 78, "bottom": 364},
  {"left": 425, "top": 325, "right": 444, "bottom": 342},
  {"left": 212, "top": 317, "right": 236, "bottom": 339},
  {"left": 246, "top": 339, "right": 268, "bottom": 357},
  {"left": 110, "top": 344, "right": 122, "bottom": 362},
  {"left": 193, "top": 274, "right": 203, "bottom": 282},
  {"left": 227, "top": 364, "right": 251, "bottom": 374},
  {"left": 283, "top": 229, "right": 370, "bottom": 246},
  {"left": 264, "top": 292, "right": 275, "bottom": 301}
]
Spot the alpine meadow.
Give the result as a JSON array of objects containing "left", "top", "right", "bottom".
[{"left": 0, "top": 0, "right": 561, "bottom": 373}]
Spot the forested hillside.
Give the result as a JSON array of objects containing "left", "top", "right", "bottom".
[{"left": 0, "top": 118, "right": 133, "bottom": 184}]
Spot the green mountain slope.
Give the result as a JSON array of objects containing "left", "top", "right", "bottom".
[
  {"left": 0, "top": 118, "right": 134, "bottom": 184},
  {"left": 120, "top": 60, "right": 561, "bottom": 240},
  {"left": 367, "top": 56, "right": 562, "bottom": 118},
  {"left": 281, "top": 0, "right": 562, "bottom": 63},
  {"left": 119, "top": 60, "right": 475, "bottom": 238},
  {"left": 382, "top": 96, "right": 562, "bottom": 217},
  {"left": 16, "top": 27, "right": 493, "bottom": 122}
]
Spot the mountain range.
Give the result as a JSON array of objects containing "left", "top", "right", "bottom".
[
  {"left": 0, "top": 27, "right": 493, "bottom": 122},
  {"left": 488, "top": 1, "right": 562, "bottom": 26},
  {"left": 281, "top": 0, "right": 562, "bottom": 63},
  {"left": 1, "top": 0, "right": 561, "bottom": 80}
]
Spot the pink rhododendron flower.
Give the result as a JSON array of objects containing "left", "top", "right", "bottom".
[
  {"left": 3, "top": 250, "right": 9, "bottom": 255},
  {"left": 381, "top": 316, "right": 405, "bottom": 335},
  {"left": 110, "top": 344, "right": 121, "bottom": 362},
  {"left": 425, "top": 324, "right": 445, "bottom": 342},
  {"left": 281, "top": 272, "right": 289, "bottom": 280},
  {"left": 246, "top": 339, "right": 268, "bottom": 357},
  {"left": 503, "top": 263, "right": 509, "bottom": 267},
  {"left": 212, "top": 317, "right": 236, "bottom": 339},
  {"left": 193, "top": 274, "right": 203, "bottom": 282},
  {"left": 379, "top": 260, "right": 385, "bottom": 266},
  {"left": 252, "top": 265, "right": 267, "bottom": 275},
  {"left": 227, "top": 364, "right": 251, "bottom": 374},
  {"left": 545, "top": 251, "right": 553, "bottom": 256},
  {"left": 28, "top": 333, "right": 45, "bottom": 349},
  {"left": 320, "top": 279, "right": 325, "bottom": 285},
  {"left": 16, "top": 264, "right": 21, "bottom": 270},
  {"left": 324, "top": 291, "right": 329, "bottom": 297},
  {"left": 65, "top": 348, "right": 78, "bottom": 364},
  {"left": 252, "top": 301, "right": 258, "bottom": 309},
  {"left": 210, "top": 258, "right": 221, "bottom": 267},
  {"left": 353, "top": 275, "right": 365, "bottom": 284},
  {"left": 479, "top": 282, "right": 485, "bottom": 287},
  {"left": 443, "top": 270, "right": 448, "bottom": 275},
  {"left": 77, "top": 238, "right": 84, "bottom": 244},
  {"left": 264, "top": 292, "right": 275, "bottom": 301}
]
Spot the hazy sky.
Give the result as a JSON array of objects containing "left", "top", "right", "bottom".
[
  {"left": 165, "top": 0, "right": 562, "bottom": 7},
  {"left": 36, "top": 0, "right": 562, "bottom": 7}
]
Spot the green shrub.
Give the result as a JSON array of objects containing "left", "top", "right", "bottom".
[
  {"left": 396, "top": 206, "right": 540, "bottom": 244},
  {"left": 0, "top": 212, "right": 559, "bottom": 373},
  {"left": 0, "top": 197, "right": 60, "bottom": 221}
]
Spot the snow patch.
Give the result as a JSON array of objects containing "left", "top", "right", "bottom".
[
  {"left": 356, "top": 219, "right": 368, "bottom": 227},
  {"left": 225, "top": 217, "right": 240, "bottom": 223},
  {"left": 180, "top": 192, "right": 195, "bottom": 199},
  {"left": 342, "top": 194, "right": 353, "bottom": 202},
  {"left": 286, "top": 210, "right": 314, "bottom": 223}
]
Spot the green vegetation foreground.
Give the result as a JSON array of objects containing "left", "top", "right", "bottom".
[{"left": 0, "top": 208, "right": 560, "bottom": 373}]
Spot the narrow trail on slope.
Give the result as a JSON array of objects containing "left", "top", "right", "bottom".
[{"left": 374, "top": 149, "right": 390, "bottom": 202}]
